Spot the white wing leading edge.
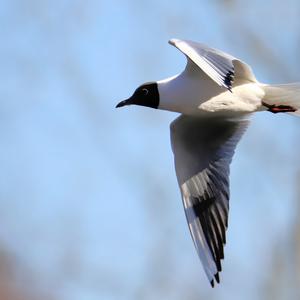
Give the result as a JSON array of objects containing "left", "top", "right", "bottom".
[
  {"left": 169, "top": 39, "right": 257, "bottom": 91},
  {"left": 170, "top": 115, "right": 249, "bottom": 286}
]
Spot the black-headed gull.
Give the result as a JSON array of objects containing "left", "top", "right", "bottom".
[{"left": 116, "top": 39, "right": 300, "bottom": 287}]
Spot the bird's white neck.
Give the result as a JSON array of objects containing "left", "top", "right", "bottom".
[{"left": 157, "top": 71, "right": 208, "bottom": 115}]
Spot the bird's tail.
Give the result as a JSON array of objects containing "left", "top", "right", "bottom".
[{"left": 262, "top": 83, "right": 300, "bottom": 116}]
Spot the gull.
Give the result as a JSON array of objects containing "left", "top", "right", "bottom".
[{"left": 116, "top": 39, "right": 300, "bottom": 287}]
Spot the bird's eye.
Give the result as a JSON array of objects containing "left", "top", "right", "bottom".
[{"left": 142, "top": 88, "right": 149, "bottom": 96}]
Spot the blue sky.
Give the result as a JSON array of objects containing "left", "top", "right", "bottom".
[{"left": 0, "top": 0, "right": 300, "bottom": 299}]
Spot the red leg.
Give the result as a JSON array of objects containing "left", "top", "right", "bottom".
[{"left": 262, "top": 101, "right": 296, "bottom": 113}]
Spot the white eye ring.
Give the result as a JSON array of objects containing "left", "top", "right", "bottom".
[{"left": 142, "top": 88, "right": 149, "bottom": 95}]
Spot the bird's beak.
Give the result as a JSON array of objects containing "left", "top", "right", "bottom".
[{"left": 115, "top": 98, "right": 132, "bottom": 108}]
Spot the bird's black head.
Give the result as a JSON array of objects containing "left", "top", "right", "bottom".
[{"left": 116, "top": 82, "right": 159, "bottom": 109}]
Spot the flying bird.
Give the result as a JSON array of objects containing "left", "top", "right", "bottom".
[{"left": 116, "top": 39, "right": 300, "bottom": 287}]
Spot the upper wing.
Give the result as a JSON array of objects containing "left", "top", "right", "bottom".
[
  {"left": 169, "top": 39, "right": 257, "bottom": 91},
  {"left": 170, "top": 115, "right": 249, "bottom": 287}
]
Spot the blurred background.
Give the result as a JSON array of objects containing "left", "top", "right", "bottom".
[{"left": 0, "top": 0, "right": 300, "bottom": 299}]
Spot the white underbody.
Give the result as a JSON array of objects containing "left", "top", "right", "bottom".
[{"left": 158, "top": 71, "right": 265, "bottom": 117}]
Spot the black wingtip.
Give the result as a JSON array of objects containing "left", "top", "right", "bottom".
[
  {"left": 210, "top": 279, "right": 214, "bottom": 288},
  {"left": 224, "top": 70, "right": 234, "bottom": 92},
  {"left": 214, "top": 273, "right": 220, "bottom": 283},
  {"left": 216, "top": 260, "right": 222, "bottom": 272}
]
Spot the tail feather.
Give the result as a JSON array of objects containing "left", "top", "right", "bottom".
[{"left": 262, "top": 83, "right": 300, "bottom": 116}]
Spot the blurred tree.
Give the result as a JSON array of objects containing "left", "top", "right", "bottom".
[{"left": 0, "top": 248, "right": 55, "bottom": 300}]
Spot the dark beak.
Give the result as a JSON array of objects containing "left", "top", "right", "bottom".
[{"left": 115, "top": 98, "right": 131, "bottom": 108}]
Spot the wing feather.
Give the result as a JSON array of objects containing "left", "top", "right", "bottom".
[
  {"left": 170, "top": 115, "right": 249, "bottom": 286},
  {"left": 169, "top": 39, "right": 256, "bottom": 90}
]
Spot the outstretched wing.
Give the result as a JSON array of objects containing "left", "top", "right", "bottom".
[
  {"left": 170, "top": 115, "right": 249, "bottom": 287},
  {"left": 169, "top": 39, "right": 257, "bottom": 91}
]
